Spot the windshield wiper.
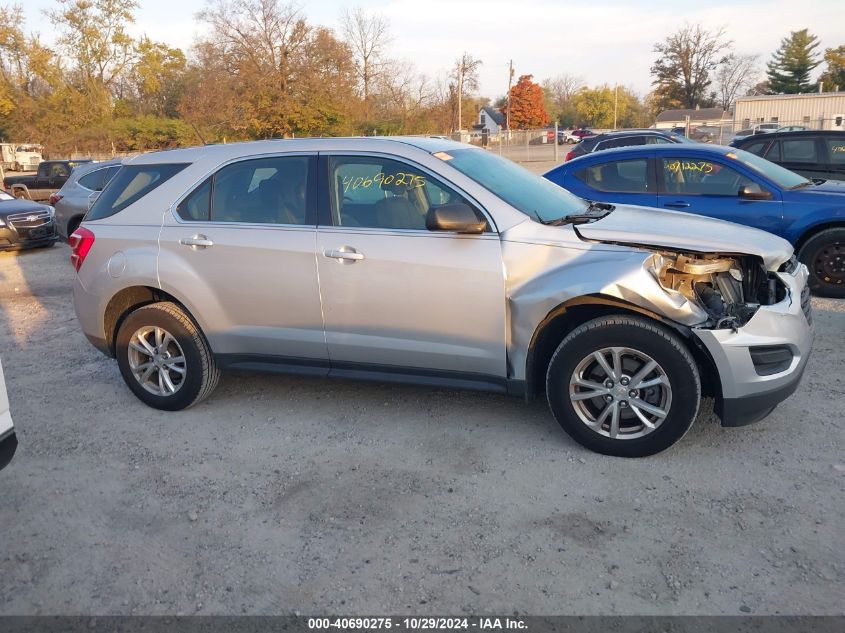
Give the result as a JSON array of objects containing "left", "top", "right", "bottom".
[
  {"left": 790, "top": 180, "right": 814, "bottom": 190},
  {"left": 541, "top": 201, "right": 615, "bottom": 226}
]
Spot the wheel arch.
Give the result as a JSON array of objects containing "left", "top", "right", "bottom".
[
  {"left": 794, "top": 220, "right": 845, "bottom": 254},
  {"left": 523, "top": 294, "right": 720, "bottom": 401},
  {"left": 103, "top": 285, "right": 204, "bottom": 356}
]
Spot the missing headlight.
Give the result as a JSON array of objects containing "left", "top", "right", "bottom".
[{"left": 655, "top": 252, "right": 785, "bottom": 329}]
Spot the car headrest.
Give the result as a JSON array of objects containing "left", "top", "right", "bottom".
[{"left": 380, "top": 172, "right": 408, "bottom": 195}]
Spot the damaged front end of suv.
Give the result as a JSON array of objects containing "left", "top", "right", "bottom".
[
  {"left": 648, "top": 251, "right": 791, "bottom": 331},
  {"left": 503, "top": 206, "right": 814, "bottom": 434}
]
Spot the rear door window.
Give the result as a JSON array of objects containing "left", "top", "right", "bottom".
[
  {"left": 781, "top": 139, "right": 819, "bottom": 163},
  {"left": 175, "top": 156, "right": 313, "bottom": 225},
  {"left": 87, "top": 164, "right": 188, "bottom": 220},
  {"left": 575, "top": 158, "right": 650, "bottom": 193}
]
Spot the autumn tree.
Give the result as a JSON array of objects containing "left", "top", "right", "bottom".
[
  {"left": 766, "top": 29, "right": 821, "bottom": 93},
  {"left": 127, "top": 38, "right": 187, "bottom": 117},
  {"left": 48, "top": 0, "right": 138, "bottom": 87},
  {"left": 193, "top": 0, "right": 357, "bottom": 139},
  {"left": 501, "top": 74, "right": 548, "bottom": 129},
  {"left": 651, "top": 23, "right": 730, "bottom": 108},
  {"left": 341, "top": 7, "right": 390, "bottom": 122},
  {"left": 542, "top": 73, "right": 583, "bottom": 126},
  {"left": 819, "top": 45, "right": 845, "bottom": 91},
  {"left": 715, "top": 53, "right": 759, "bottom": 110}
]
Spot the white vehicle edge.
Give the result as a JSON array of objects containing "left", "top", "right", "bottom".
[{"left": 0, "top": 358, "right": 17, "bottom": 471}]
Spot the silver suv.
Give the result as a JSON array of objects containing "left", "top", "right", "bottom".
[{"left": 70, "top": 138, "right": 813, "bottom": 457}]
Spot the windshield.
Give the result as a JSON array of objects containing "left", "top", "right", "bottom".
[
  {"left": 435, "top": 148, "right": 587, "bottom": 222},
  {"left": 726, "top": 148, "right": 810, "bottom": 189},
  {"left": 0, "top": 190, "right": 13, "bottom": 201}
]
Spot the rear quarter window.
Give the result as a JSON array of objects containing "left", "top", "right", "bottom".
[{"left": 86, "top": 163, "right": 188, "bottom": 220}]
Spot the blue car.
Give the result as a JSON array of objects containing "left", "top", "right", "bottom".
[{"left": 544, "top": 144, "right": 845, "bottom": 297}]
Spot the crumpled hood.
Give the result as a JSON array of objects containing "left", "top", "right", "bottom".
[{"left": 574, "top": 204, "right": 793, "bottom": 271}]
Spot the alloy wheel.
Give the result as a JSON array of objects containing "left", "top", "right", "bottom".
[
  {"left": 127, "top": 326, "right": 187, "bottom": 396},
  {"left": 568, "top": 346, "right": 672, "bottom": 440}
]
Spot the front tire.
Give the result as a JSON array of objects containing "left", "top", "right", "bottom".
[
  {"left": 115, "top": 302, "right": 220, "bottom": 411},
  {"left": 545, "top": 315, "right": 700, "bottom": 457},
  {"left": 798, "top": 228, "right": 845, "bottom": 298}
]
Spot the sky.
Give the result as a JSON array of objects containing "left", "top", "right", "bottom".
[{"left": 16, "top": 0, "right": 845, "bottom": 100}]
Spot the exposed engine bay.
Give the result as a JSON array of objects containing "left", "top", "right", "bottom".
[{"left": 652, "top": 251, "right": 788, "bottom": 329}]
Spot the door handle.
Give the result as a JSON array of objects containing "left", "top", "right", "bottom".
[
  {"left": 324, "top": 247, "right": 365, "bottom": 262},
  {"left": 663, "top": 201, "right": 690, "bottom": 209},
  {"left": 179, "top": 235, "right": 214, "bottom": 249}
]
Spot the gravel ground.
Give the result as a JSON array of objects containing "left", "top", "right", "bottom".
[{"left": 0, "top": 244, "right": 843, "bottom": 616}]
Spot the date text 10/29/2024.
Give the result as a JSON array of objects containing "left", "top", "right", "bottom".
[{"left": 308, "top": 617, "right": 528, "bottom": 630}]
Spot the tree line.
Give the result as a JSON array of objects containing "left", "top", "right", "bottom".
[
  {"left": 649, "top": 24, "right": 845, "bottom": 112},
  {"left": 1, "top": 1, "right": 843, "bottom": 156}
]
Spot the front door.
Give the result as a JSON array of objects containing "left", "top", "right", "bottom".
[
  {"left": 315, "top": 154, "right": 506, "bottom": 380},
  {"left": 158, "top": 154, "right": 328, "bottom": 364},
  {"left": 656, "top": 155, "right": 784, "bottom": 236}
]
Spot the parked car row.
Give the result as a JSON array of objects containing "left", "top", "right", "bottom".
[{"left": 563, "top": 129, "right": 693, "bottom": 162}]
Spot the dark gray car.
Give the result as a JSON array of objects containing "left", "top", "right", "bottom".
[{"left": 53, "top": 159, "right": 123, "bottom": 240}]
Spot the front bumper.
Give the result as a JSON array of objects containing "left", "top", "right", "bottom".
[
  {"left": 693, "top": 264, "right": 814, "bottom": 427},
  {"left": 0, "top": 220, "right": 58, "bottom": 250}
]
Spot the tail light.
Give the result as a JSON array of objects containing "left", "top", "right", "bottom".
[
  {"left": 49, "top": 193, "right": 63, "bottom": 205},
  {"left": 565, "top": 150, "right": 576, "bottom": 161},
  {"left": 69, "top": 227, "right": 95, "bottom": 272}
]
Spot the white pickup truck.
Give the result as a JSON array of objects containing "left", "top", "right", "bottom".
[{"left": 0, "top": 358, "right": 16, "bottom": 471}]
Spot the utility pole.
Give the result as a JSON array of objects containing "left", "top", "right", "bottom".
[
  {"left": 457, "top": 58, "right": 464, "bottom": 138},
  {"left": 613, "top": 84, "right": 619, "bottom": 130},
  {"left": 506, "top": 60, "right": 514, "bottom": 139}
]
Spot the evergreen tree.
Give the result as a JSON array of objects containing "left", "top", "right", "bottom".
[{"left": 766, "top": 29, "right": 821, "bottom": 93}]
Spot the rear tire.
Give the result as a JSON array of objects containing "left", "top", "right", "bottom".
[
  {"left": 115, "top": 302, "right": 220, "bottom": 411},
  {"left": 798, "top": 228, "right": 845, "bottom": 298},
  {"left": 545, "top": 315, "right": 700, "bottom": 457}
]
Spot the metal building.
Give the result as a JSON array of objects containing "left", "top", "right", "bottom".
[{"left": 734, "top": 92, "right": 845, "bottom": 131}]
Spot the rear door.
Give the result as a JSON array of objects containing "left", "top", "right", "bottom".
[
  {"left": 656, "top": 154, "right": 784, "bottom": 235},
  {"left": 764, "top": 136, "right": 827, "bottom": 180},
  {"left": 314, "top": 153, "right": 506, "bottom": 381},
  {"left": 158, "top": 154, "right": 329, "bottom": 364}
]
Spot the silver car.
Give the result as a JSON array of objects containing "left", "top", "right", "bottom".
[
  {"left": 70, "top": 138, "right": 813, "bottom": 457},
  {"left": 52, "top": 159, "right": 123, "bottom": 240}
]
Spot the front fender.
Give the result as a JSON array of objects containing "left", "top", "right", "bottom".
[{"left": 503, "top": 241, "right": 707, "bottom": 382}]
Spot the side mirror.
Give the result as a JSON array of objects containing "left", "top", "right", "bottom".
[
  {"left": 426, "top": 203, "right": 486, "bottom": 234},
  {"left": 738, "top": 182, "right": 771, "bottom": 200}
]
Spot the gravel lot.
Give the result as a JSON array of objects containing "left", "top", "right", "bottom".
[{"left": 1, "top": 244, "right": 843, "bottom": 616}]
